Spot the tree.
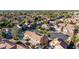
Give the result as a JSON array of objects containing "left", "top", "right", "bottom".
[
  {"left": 67, "top": 41, "right": 76, "bottom": 49},
  {"left": 2, "top": 32, "right": 6, "bottom": 38},
  {"left": 0, "top": 29, "right": 3, "bottom": 38},
  {"left": 12, "top": 26, "right": 20, "bottom": 40},
  {"left": 20, "top": 19, "right": 26, "bottom": 25},
  {"left": 0, "top": 20, "right": 14, "bottom": 28}
]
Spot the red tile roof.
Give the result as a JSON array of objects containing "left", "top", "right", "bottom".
[{"left": 24, "top": 31, "right": 42, "bottom": 43}]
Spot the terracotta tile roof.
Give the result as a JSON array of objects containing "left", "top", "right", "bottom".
[
  {"left": 63, "top": 24, "right": 75, "bottom": 36},
  {"left": 24, "top": 31, "right": 42, "bottom": 43},
  {"left": 17, "top": 44, "right": 27, "bottom": 49},
  {"left": 4, "top": 40, "right": 16, "bottom": 49},
  {"left": 0, "top": 43, "right": 6, "bottom": 49},
  {"left": 50, "top": 38, "right": 67, "bottom": 49},
  {"left": 54, "top": 45, "right": 64, "bottom": 49}
]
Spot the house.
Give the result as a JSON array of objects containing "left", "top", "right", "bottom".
[
  {"left": 72, "top": 14, "right": 79, "bottom": 21},
  {"left": 4, "top": 40, "right": 17, "bottom": 49},
  {"left": 0, "top": 39, "right": 6, "bottom": 49},
  {"left": 50, "top": 32, "right": 69, "bottom": 41},
  {"left": 48, "top": 20, "right": 55, "bottom": 26},
  {"left": 36, "top": 21, "right": 43, "bottom": 26},
  {"left": 62, "top": 24, "right": 75, "bottom": 37},
  {"left": 53, "top": 25, "right": 62, "bottom": 33},
  {"left": 24, "top": 31, "right": 49, "bottom": 46},
  {"left": 56, "top": 22, "right": 65, "bottom": 32},
  {"left": 9, "top": 39, "right": 29, "bottom": 49},
  {"left": 0, "top": 39, "right": 16, "bottom": 49},
  {"left": 76, "top": 41, "right": 79, "bottom": 49},
  {"left": 55, "top": 16, "right": 64, "bottom": 19},
  {"left": 0, "top": 43, "right": 6, "bottom": 49},
  {"left": 42, "top": 24, "right": 49, "bottom": 30},
  {"left": 65, "top": 15, "right": 79, "bottom": 24},
  {"left": 16, "top": 44, "right": 29, "bottom": 49},
  {"left": 57, "top": 22, "right": 65, "bottom": 28},
  {"left": 50, "top": 38, "right": 67, "bottom": 49},
  {"left": 64, "top": 18, "right": 72, "bottom": 24},
  {"left": 13, "top": 20, "right": 19, "bottom": 24}
]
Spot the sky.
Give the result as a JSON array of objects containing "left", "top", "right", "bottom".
[{"left": 0, "top": 0, "right": 79, "bottom": 10}]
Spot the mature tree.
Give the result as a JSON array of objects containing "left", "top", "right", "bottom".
[{"left": 67, "top": 41, "right": 76, "bottom": 49}]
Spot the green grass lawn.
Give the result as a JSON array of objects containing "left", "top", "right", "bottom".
[{"left": 75, "top": 35, "right": 79, "bottom": 41}]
